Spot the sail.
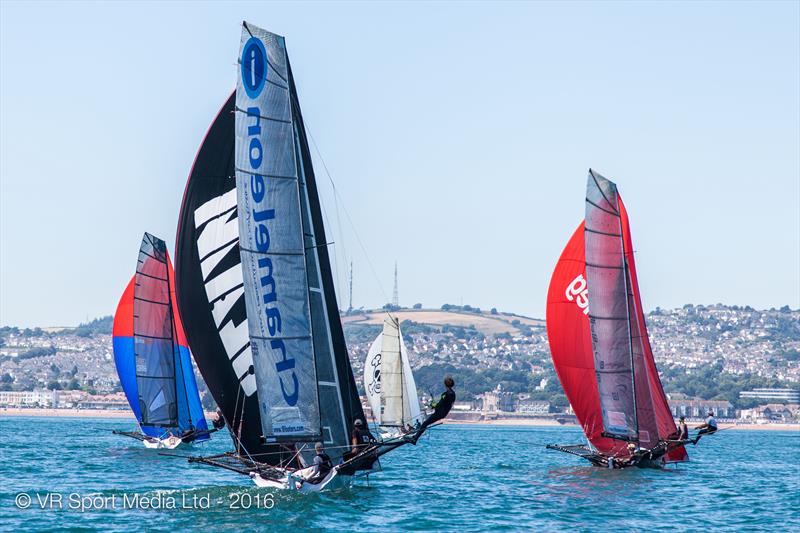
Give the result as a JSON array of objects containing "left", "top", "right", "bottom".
[
  {"left": 379, "top": 316, "right": 405, "bottom": 426},
  {"left": 175, "top": 93, "right": 281, "bottom": 460},
  {"left": 364, "top": 335, "right": 383, "bottom": 425},
  {"left": 585, "top": 170, "right": 660, "bottom": 445},
  {"left": 233, "top": 22, "right": 366, "bottom": 461},
  {"left": 399, "top": 330, "right": 423, "bottom": 426},
  {"left": 113, "top": 234, "right": 209, "bottom": 439},
  {"left": 364, "top": 317, "right": 423, "bottom": 429},
  {"left": 235, "top": 23, "right": 320, "bottom": 441}
]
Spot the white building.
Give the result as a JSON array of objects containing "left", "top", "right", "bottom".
[
  {"left": 739, "top": 388, "right": 800, "bottom": 403},
  {"left": 0, "top": 389, "right": 59, "bottom": 407}
]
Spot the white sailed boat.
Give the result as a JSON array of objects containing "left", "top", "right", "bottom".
[{"left": 364, "top": 316, "right": 425, "bottom": 438}]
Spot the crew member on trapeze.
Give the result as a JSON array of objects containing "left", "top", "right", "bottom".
[
  {"left": 692, "top": 411, "right": 718, "bottom": 444},
  {"left": 407, "top": 376, "right": 456, "bottom": 445}
]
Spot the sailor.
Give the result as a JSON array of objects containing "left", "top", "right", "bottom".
[
  {"left": 676, "top": 416, "right": 689, "bottom": 442},
  {"left": 624, "top": 442, "right": 640, "bottom": 466},
  {"left": 308, "top": 442, "right": 333, "bottom": 484},
  {"left": 181, "top": 427, "right": 197, "bottom": 443},
  {"left": 212, "top": 408, "right": 225, "bottom": 430},
  {"left": 344, "top": 419, "right": 375, "bottom": 460},
  {"left": 692, "top": 411, "right": 718, "bottom": 444},
  {"left": 408, "top": 376, "right": 456, "bottom": 445}
]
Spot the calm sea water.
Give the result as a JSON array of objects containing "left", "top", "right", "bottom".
[{"left": 0, "top": 417, "right": 797, "bottom": 532}]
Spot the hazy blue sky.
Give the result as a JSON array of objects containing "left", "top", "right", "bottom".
[{"left": 1, "top": 1, "right": 798, "bottom": 327}]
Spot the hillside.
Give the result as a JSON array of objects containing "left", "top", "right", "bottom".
[{"left": 343, "top": 308, "right": 543, "bottom": 337}]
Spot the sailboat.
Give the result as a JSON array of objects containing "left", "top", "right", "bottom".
[
  {"left": 176, "top": 22, "right": 410, "bottom": 491},
  {"left": 112, "top": 233, "right": 211, "bottom": 449},
  {"left": 545, "top": 170, "right": 688, "bottom": 468},
  {"left": 364, "top": 316, "right": 425, "bottom": 438}
]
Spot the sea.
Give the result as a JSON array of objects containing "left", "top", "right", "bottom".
[{"left": 0, "top": 417, "right": 797, "bottom": 532}]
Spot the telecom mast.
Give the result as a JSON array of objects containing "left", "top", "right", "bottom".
[
  {"left": 392, "top": 262, "right": 399, "bottom": 307},
  {"left": 348, "top": 261, "right": 353, "bottom": 312}
]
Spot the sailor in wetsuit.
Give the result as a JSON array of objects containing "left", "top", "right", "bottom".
[
  {"left": 343, "top": 419, "right": 375, "bottom": 461},
  {"left": 212, "top": 408, "right": 225, "bottom": 430},
  {"left": 180, "top": 426, "right": 197, "bottom": 443},
  {"left": 307, "top": 442, "right": 333, "bottom": 484},
  {"left": 676, "top": 416, "right": 689, "bottom": 442},
  {"left": 692, "top": 411, "right": 718, "bottom": 444},
  {"left": 408, "top": 376, "right": 456, "bottom": 445}
]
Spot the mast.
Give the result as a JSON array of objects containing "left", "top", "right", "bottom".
[
  {"left": 164, "top": 247, "right": 182, "bottom": 426},
  {"left": 621, "top": 255, "right": 639, "bottom": 441},
  {"left": 392, "top": 262, "right": 399, "bottom": 307}
]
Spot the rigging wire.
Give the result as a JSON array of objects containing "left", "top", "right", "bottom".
[{"left": 305, "top": 129, "right": 391, "bottom": 307}]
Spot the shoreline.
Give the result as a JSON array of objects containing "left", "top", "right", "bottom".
[{"left": 2, "top": 408, "right": 798, "bottom": 431}]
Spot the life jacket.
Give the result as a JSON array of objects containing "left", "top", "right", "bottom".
[
  {"left": 353, "top": 428, "right": 373, "bottom": 446},
  {"left": 316, "top": 452, "right": 332, "bottom": 472}
]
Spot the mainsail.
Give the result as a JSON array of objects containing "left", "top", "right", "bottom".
[
  {"left": 546, "top": 170, "right": 686, "bottom": 462},
  {"left": 364, "top": 316, "right": 423, "bottom": 428},
  {"left": 112, "top": 233, "right": 209, "bottom": 439},
  {"left": 234, "top": 22, "right": 366, "bottom": 462}
]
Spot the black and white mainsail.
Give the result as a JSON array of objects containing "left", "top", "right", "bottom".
[{"left": 234, "top": 22, "right": 364, "bottom": 464}]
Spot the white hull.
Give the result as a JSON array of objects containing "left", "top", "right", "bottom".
[
  {"left": 251, "top": 465, "right": 352, "bottom": 493},
  {"left": 142, "top": 436, "right": 182, "bottom": 449}
]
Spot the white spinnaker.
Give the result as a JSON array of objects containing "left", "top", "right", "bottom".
[
  {"left": 364, "top": 335, "right": 382, "bottom": 425},
  {"left": 399, "top": 330, "right": 423, "bottom": 425},
  {"left": 235, "top": 23, "right": 321, "bottom": 441}
]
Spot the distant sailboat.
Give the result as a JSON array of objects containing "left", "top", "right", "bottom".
[
  {"left": 112, "top": 233, "right": 211, "bottom": 449},
  {"left": 364, "top": 316, "right": 425, "bottom": 438},
  {"left": 545, "top": 170, "right": 688, "bottom": 468},
  {"left": 179, "top": 22, "right": 411, "bottom": 491}
]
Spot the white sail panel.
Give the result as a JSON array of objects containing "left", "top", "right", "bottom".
[
  {"left": 380, "top": 316, "right": 405, "bottom": 426},
  {"left": 363, "top": 335, "right": 382, "bottom": 425},
  {"left": 399, "top": 330, "right": 423, "bottom": 426},
  {"left": 235, "top": 23, "right": 321, "bottom": 441}
]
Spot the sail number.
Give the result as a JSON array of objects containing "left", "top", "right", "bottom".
[{"left": 565, "top": 274, "right": 590, "bottom": 315}]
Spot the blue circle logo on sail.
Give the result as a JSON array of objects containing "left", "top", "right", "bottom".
[{"left": 241, "top": 37, "right": 267, "bottom": 98}]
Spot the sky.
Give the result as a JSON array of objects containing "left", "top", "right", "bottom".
[{"left": 1, "top": 1, "right": 798, "bottom": 327}]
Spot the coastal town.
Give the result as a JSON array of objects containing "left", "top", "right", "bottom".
[{"left": 1, "top": 304, "right": 798, "bottom": 426}]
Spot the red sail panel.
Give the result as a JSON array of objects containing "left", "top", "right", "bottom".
[
  {"left": 546, "top": 222, "right": 627, "bottom": 457},
  {"left": 165, "top": 251, "right": 188, "bottom": 350},
  {"left": 619, "top": 198, "right": 688, "bottom": 462}
]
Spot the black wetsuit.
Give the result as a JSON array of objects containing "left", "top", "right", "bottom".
[
  {"left": 677, "top": 423, "right": 689, "bottom": 441},
  {"left": 308, "top": 452, "right": 332, "bottom": 484},
  {"left": 181, "top": 428, "right": 197, "bottom": 443},
  {"left": 413, "top": 388, "right": 456, "bottom": 441},
  {"left": 344, "top": 427, "right": 376, "bottom": 460}
]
